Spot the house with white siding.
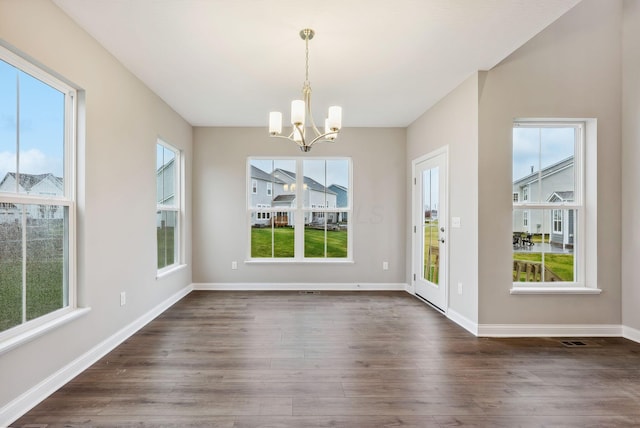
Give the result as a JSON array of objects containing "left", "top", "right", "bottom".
[
  {"left": 512, "top": 156, "right": 574, "bottom": 247},
  {"left": 0, "top": 172, "right": 64, "bottom": 223}
]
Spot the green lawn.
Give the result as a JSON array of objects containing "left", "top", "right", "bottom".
[
  {"left": 157, "top": 226, "right": 175, "bottom": 268},
  {"left": 513, "top": 252, "right": 574, "bottom": 282},
  {"left": 251, "top": 227, "right": 347, "bottom": 258},
  {"left": 0, "top": 260, "right": 65, "bottom": 332},
  {"left": 423, "top": 221, "right": 439, "bottom": 283}
]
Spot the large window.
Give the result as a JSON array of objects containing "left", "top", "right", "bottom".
[
  {"left": 0, "top": 46, "right": 77, "bottom": 337},
  {"left": 248, "top": 158, "right": 351, "bottom": 261},
  {"left": 156, "top": 140, "right": 181, "bottom": 272},
  {"left": 512, "top": 122, "right": 583, "bottom": 286}
]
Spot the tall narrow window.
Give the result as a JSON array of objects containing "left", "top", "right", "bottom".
[
  {"left": 248, "top": 157, "right": 351, "bottom": 261},
  {"left": 156, "top": 140, "right": 181, "bottom": 272},
  {"left": 512, "top": 122, "right": 582, "bottom": 285},
  {"left": 0, "top": 46, "right": 77, "bottom": 337}
]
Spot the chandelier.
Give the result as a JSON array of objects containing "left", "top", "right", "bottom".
[{"left": 268, "top": 29, "right": 342, "bottom": 152}]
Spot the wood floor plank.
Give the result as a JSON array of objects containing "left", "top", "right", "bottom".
[{"left": 11, "top": 291, "right": 640, "bottom": 427}]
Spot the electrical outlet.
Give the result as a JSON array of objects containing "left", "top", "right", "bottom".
[
  {"left": 457, "top": 282, "right": 463, "bottom": 295},
  {"left": 231, "top": 261, "right": 238, "bottom": 270},
  {"left": 382, "top": 261, "right": 389, "bottom": 271},
  {"left": 120, "top": 291, "right": 126, "bottom": 306}
]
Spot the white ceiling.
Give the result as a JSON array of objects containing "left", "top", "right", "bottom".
[{"left": 53, "top": 0, "right": 580, "bottom": 128}]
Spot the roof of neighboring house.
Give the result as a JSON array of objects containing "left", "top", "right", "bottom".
[
  {"left": 328, "top": 184, "right": 348, "bottom": 192},
  {"left": 251, "top": 165, "right": 286, "bottom": 184},
  {"left": 273, "top": 194, "right": 296, "bottom": 203},
  {"left": 273, "top": 169, "right": 336, "bottom": 194},
  {"left": 0, "top": 172, "right": 63, "bottom": 192},
  {"left": 513, "top": 156, "right": 573, "bottom": 186},
  {"left": 547, "top": 191, "right": 574, "bottom": 202}
]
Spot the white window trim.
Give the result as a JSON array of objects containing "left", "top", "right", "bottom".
[
  {"left": 0, "top": 44, "right": 79, "bottom": 343},
  {"left": 552, "top": 209, "right": 563, "bottom": 233},
  {"left": 156, "top": 139, "right": 183, "bottom": 275},
  {"left": 266, "top": 182, "right": 272, "bottom": 196},
  {"left": 247, "top": 157, "right": 353, "bottom": 262},
  {"left": 511, "top": 119, "right": 598, "bottom": 293}
]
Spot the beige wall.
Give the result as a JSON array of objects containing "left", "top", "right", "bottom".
[
  {"left": 622, "top": 0, "right": 640, "bottom": 332},
  {"left": 478, "top": 0, "right": 622, "bottom": 324},
  {"left": 406, "top": 73, "right": 479, "bottom": 324},
  {"left": 0, "top": 0, "right": 193, "bottom": 409},
  {"left": 192, "top": 127, "right": 406, "bottom": 285}
]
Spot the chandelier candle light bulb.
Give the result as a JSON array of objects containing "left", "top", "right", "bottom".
[{"left": 268, "top": 28, "right": 343, "bottom": 152}]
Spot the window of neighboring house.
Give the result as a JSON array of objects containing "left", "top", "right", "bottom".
[
  {"left": 251, "top": 179, "right": 257, "bottom": 194},
  {"left": 513, "top": 192, "right": 519, "bottom": 203},
  {"left": 0, "top": 45, "right": 78, "bottom": 339},
  {"left": 248, "top": 157, "right": 352, "bottom": 261},
  {"left": 512, "top": 120, "right": 594, "bottom": 289},
  {"left": 552, "top": 209, "right": 562, "bottom": 233},
  {"left": 156, "top": 140, "right": 182, "bottom": 273}
]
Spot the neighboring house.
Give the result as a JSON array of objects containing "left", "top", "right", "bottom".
[
  {"left": 328, "top": 184, "right": 348, "bottom": 223},
  {"left": 512, "top": 156, "right": 574, "bottom": 247},
  {"left": 0, "top": 172, "right": 64, "bottom": 223},
  {"left": 249, "top": 166, "right": 339, "bottom": 227},
  {"left": 250, "top": 165, "right": 287, "bottom": 226},
  {"left": 272, "top": 168, "right": 337, "bottom": 225},
  {"left": 157, "top": 157, "right": 175, "bottom": 206}
]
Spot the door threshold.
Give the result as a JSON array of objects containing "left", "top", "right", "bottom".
[{"left": 415, "top": 293, "right": 446, "bottom": 314}]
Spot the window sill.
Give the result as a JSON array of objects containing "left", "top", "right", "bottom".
[
  {"left": 0, "top": 307, "right": 91, "bottom": 356},
  {"left": 156, "top": 263, "right": 187, "bottom": 279},
  {"left": 245, "top": 259, "right": 354, "bottom": 265},
  {"left": 510, "top": 286, "right": 602, "bottom": 295}
]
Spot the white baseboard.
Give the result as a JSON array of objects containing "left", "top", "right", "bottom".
[
  {"left": 447, "top": 309, "right": 479, "bottom": 336},
  {"left": 478, "top": 323, "right": 622, "bottom": 337},
  {"left": 0, "top": 284, "right": 193, "bottom": 428},
  {"left": 623, "top": 325, "right": 640, "bottom": 343},
  {"left": 192, "top": 282, "right": 408, "bottom": 291}
]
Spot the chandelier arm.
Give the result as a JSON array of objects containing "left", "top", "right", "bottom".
[{"left": 309, "top": 132, "right": 338, "bottom": 147}]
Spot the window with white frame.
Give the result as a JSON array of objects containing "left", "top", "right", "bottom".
[
  {"left": 248, "top": 157, "right": 351, "bottom": 260},
  {"left": 157, "top": 140, "right": 181, "bottom": 272},
  {"left": 0, "top": 45, "right": 77, "bottom": 337},
  {"left": 512, "top": 121, "right": 585, "bottom": 286},
  {"left": 552, "top": 209, "right": 563, "bottom": 233}
]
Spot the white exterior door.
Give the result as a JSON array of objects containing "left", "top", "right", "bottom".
[{"left": 413, "top": 149, "right": 448, "bottom": 312}]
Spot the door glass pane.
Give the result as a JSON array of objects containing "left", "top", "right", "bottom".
[{"left": 422, "top": 167, "right": 439, "bottom": 285}]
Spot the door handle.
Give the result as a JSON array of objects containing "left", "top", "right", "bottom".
[{"left": 440, "top": 237, "right": 445, "bottom": 243}]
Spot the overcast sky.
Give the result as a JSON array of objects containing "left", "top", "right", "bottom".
[
  {"left": 0, "top": 59, "right": 64, "bottom": 180},
  {"left": 513, "top": 126, "right": 575, "bottom": 181},
  {"left": 251, "top": 158, "right": 349, "bottom": 188}
]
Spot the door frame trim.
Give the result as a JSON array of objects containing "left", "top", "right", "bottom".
[{"left": 411, "top": 145, "right": 450, "bottom": 314}]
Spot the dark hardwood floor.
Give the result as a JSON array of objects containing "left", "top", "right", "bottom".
[{"left": 12, "top": 291, "right": 640, "bottom": 427}]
